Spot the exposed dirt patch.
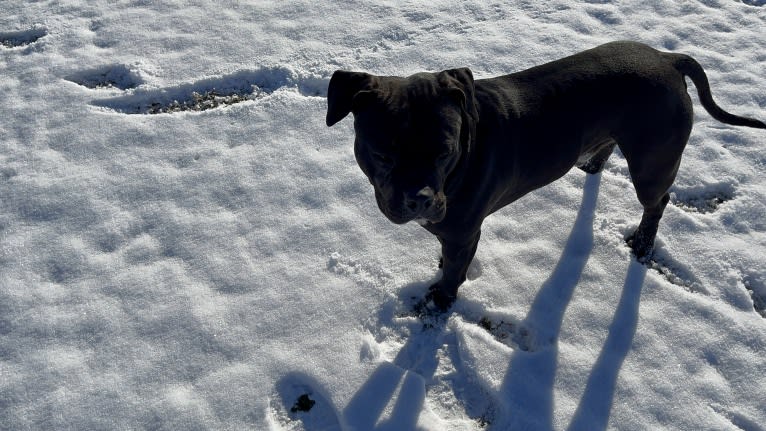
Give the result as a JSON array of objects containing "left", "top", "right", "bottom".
[{"left": 290, "top": 394, "right": 316, "bottom": 413}]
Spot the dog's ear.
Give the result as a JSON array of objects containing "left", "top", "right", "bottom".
[
  {"left": 439, "top": 68, "right": 478, "bottom": 120},
  {"left": 439, "top": 68, "right": 479, "bottom": 151},
  {"left": 441, "top": 67, "right": 474, "bottom": 87},
  {"left": 326, "top": 71, "right": 376, "bottom": 127}
]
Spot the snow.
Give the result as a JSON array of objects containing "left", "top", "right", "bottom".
[{"left": 1, "top": 1, "right": 765, "bottom": 430}]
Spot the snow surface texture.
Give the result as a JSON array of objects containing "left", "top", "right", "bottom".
[{"left": 1, "top": 1, "right": 765, "bottom": 430}]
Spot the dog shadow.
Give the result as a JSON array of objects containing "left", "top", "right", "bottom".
[
  {"left": 343, "top": 316, "right": 448, "bottom": 430},
  {"left": 490, "top": 173, "right": 647, "bottom": 430},
  {"left": 565, "top": 260, "right": 646, "bottom": 430},
  {"left": 274, "top": 301, "right": 449, "bottom": 430},
  {"left": 275, "top": 172, "right": 648, "bottom": 430}
]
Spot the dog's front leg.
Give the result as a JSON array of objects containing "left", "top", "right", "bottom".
[{"left": 426, "top": 230, "right": 481, "bottom": 310}]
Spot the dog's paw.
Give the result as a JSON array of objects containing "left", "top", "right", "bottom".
[
  {"left": 577, "top": 161, "right": 605, "bottom": 175},
  {"left": 409, "top": 284, "right": 457, "bottom": 324},
  {"left": 626, "top": 231, "right": 654, "bottom": 262},
  {"left": 425, "top": 284, "right": 457, "bottom": 311},
  {"left": 412, "top": 296, "right": 449, "bottom": 323},
  {"left": 577, "top": 143, "right": 615, "bottom": 174}
]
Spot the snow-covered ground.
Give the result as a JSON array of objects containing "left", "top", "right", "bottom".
[{"left": 1, "top": 1, "right": 765, "bottom": 430}]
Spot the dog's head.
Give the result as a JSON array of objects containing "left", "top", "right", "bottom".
[{"left": 326, "top": 68, "right": 478, "bottom": 225}]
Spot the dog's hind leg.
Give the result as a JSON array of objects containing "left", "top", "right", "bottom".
[
  {"left": 627, "top": 192, "right": 671, "bottom": 260},
  {"left": 622, "top": 132, "right": 688, "bottom": 260},
  {"left": 578, "top": 142, "right": 617, "bottom": 174},
  {"left": 619, "top": 86, "right": 693, "bottom": 260}
]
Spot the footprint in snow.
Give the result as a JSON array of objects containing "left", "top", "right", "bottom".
[
  {"left": 633, "top": 242, "right": 704, "bottom": 293},
  {"left": 710, "top": 404, "right": 763, "bottom": 431},
  {"left": 0, "top": 27, "right": 47, "bottom": 49},
  {"left": 475, "top": 315, "right": 534, "bottom": 352},
  {"left": 326, "top": 252, "right": 395, "bottom": 291},
  {"left": 90, "top": 67, "right": 329, "bottom": 114},
  {"left": 741, "top": 274, "right": 766, "bottom": 318},
  {"left": 670, "top": 187, "right": 734, "bottom": 214},
  {"left": 65, "top": 64, "right": 143, "bottom": 90},
  {"left": 271, "top": 373, "right": 342, "bottom": 431}
]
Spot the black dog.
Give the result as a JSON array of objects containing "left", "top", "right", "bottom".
[{"left": 326, "top": 41, "right": 765, "bottom": 311}]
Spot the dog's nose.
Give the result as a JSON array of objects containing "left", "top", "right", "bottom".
[{"left": 404, "top": 187, "right": 435, "bottom": 214}]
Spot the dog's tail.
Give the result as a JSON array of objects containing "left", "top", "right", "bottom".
[{"left": 667, "top": 53, "right": 766, "bottom": 129}]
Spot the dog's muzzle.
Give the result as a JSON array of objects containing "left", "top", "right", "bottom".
[
  {"left": 402, "top": 186, "right": 446, "bottom": 224},
  {"left": 404, "top": 187, "right": 435, "bottom": 215},
  {"left": 374, "top": 185, "right": 446, "bottom": 224}
]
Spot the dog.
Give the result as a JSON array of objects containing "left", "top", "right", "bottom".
[{"left": 326, "top": 41, "right": 765, "bottom": 311}]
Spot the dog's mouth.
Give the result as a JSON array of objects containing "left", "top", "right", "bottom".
[
  {"left": 374, "top": 187, "right": 446, "bottom": 225},
  {"left": 409, "top": 207, "right": 446, "bottom": 225}
]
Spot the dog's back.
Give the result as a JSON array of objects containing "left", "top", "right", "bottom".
[
  {"left": 471, "top": 41, "right": 764, "bottom": 258},
  {"left": 479, "top": 41, "right": 764, "bottom": 130}
]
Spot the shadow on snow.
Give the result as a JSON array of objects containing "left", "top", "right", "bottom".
[{"left": 276, "top": 172, "right": 648, "bottom": 430}]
